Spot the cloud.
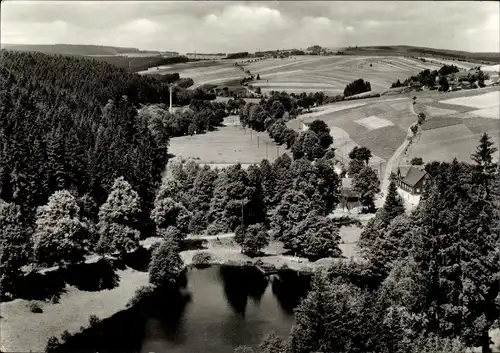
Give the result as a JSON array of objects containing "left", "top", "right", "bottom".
[{"left": 1, "top": 1, "right": 498, "bottom": 53}]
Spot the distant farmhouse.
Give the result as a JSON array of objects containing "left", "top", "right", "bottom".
[{"left": 393, "top": 165, "right": 429, "bottom": 206}]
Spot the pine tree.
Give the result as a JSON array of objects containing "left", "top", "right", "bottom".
[
  {"left": 0, "top": 201, "right": 32, "bottom": 296},
  {"left": 410, "top": 158, "right": 500, "bottom": 351},
  {"left": 471, "top": 133, "right": 497, "bottom": 172},
  {"left": 380, "top": 181, "right": 405, "bottom": 224}
]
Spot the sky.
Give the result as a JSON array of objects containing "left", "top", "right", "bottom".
[{"left": 1, "top": 1, "right": 499, "bottom": 53}]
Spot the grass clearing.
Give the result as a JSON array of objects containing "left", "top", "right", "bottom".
[
  {"left": 168, "top": 124, "right": 289, "bottom": 164},
  {"left": 355, "top": 125, "right": 407, "bottom": 161},
  {"left": 439, "top": 91, "right": 500, "bottom": 109},
  {"left": 0, "top": 268, "right": 149, "bottom": 353},
  {"left": 355, "top": 116, "right": 394, "bottom": 130}
]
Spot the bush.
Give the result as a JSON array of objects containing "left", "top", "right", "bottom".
[
  {"left": 126, "top": 284, "right": 156, "bottom": 308},
  {"left": 417, "top": 113, "right": 426, "bottom": 125},
  {"left": 88, "top": 314, "right": 100, "bottom": 326},
  {"left": 206, "top": 223, "right": 226, "bottom": 236},
  {"left": 45, "top": 336, "right": 60, "bottom": 353},
  {"left": 61, "top": 330, "right": 72, "bottom": 343},
  {"left": 192, "top": 252, "right": 213, "bottom": 267},
  {"left": 410, "top": 157, "right": 424, "bottom": 166},
  {"left": 29, "top": 302, "right": 43, "bottom": 313}
]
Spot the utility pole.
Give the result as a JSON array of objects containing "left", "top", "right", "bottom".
[
  {"left": 241, "top": 199, "right": 244, "bottom": 230},
  {"left": 168, "top": 83, "right": 176, "bottom": 114}
]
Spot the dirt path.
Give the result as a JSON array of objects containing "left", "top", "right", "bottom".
[{"left": 377, "top": 99, "right": 414, "bottom": 206}]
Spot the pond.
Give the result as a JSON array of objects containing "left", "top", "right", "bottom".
[{"left": 57, "top": 265, "right": 312, "bottom": 353}]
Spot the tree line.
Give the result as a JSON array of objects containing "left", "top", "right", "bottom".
[{"left": 238, "top": 92, "right": 335, "bottom": 160}]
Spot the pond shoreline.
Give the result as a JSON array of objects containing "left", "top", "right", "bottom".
[{"left": 0, "top": 235, "right": 338, "bottom": 352}]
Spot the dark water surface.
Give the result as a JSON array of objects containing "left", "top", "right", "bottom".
[{"left": 58, "top": 265, "right": 311, "bottom": 353}]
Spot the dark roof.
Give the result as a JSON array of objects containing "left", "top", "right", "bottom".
[
  {"left": 396, "top": 166, "right": 410, "bottom": 178},
  {"left": 397, "top": 166, "right": 428, "bottom": 187}
]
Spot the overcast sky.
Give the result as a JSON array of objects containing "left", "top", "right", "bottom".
[{"left": 2, "top": 1, "right": 499, "bottom": 53}]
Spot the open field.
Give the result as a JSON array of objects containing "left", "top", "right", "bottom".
[
  {"left": 141, "top": 55, "right": 449, "bottom": 94},
  {"left": 355, "top": 116, "right": 394, "bottom": 130},
  {"left": 248, "top": 56, "right": 443, "bottom": 94},
  {"left": 168, "top": 122, "right": 290, "bottom": 165},
  {"left": 292, "top": 97, "right": 414, "bottom": 166},
  {"left": 407, "top": 87, "right": 500, "bottom": 164},
  {"left": 409, "top": 123, "right": 500, "bottom": 164},
  {"left": 439, "top": 91, "right": 500, "bottom": 109},
  {"left": 480, "top": 64, "right": 500, "bottom": 72}
]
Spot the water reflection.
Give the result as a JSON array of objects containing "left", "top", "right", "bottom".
[
  {"left": 271, "top": 270, "right": 312, "bottom": 315},
  {"left": 56, "top": 265, "right": 311, "bottom": 353}
]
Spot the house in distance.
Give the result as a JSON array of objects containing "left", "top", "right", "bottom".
[{"left": 393, "top": 165, "right": 430, "bottom": 206}]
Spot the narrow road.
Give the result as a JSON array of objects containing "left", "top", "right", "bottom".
[
  {"left": 377, "top": 99, "right": 416, "bottom": 206},
  {"left": 186, "top": 233, "right": 235, "bottom": 241}
]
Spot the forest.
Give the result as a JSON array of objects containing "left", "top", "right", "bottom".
[{"left": 0, "top": 50, "right": 226, "bottom": 281}]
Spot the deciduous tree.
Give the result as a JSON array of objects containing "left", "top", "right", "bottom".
[
  {"left": 148, "top": 238, "right": 184, "bottom": 287},
  {"left": 96, "top": 177, "right": 141, "bottom": 255},
  {"left": 33, "top": 190, "right": 88, "bottom": 266}
]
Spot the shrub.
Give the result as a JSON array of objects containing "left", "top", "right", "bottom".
[
  {"left": 29, "top": 302, "right": 43, "bottom": 313},
  {"left": 410, "top": 157, "right": 424, "bottom": 166},
  {"left": 88, "top": 314, "right": 100, "bottom": 326},
  {"left": 126, "top": 285, "right": 156, "bottom": 308},
  {"left": 417, "top": 113, "right": 426, "bottom": 125},
  {"left": 192, "top": 252, "right": 213, "bottom": 267},
  {"left": 410, "top": 124, "right": 419, "bottom": 135},
  {"left": 45, "top": 336, "right": 60, "bottom": 353},
  {"left": 206, "top": 223, "right": 226, "bottom": 236},
  {"left": 61, "top": 330, "right": 72, "bottom": 342}
]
